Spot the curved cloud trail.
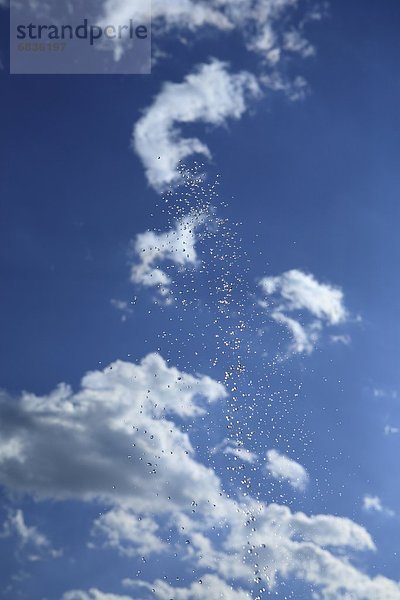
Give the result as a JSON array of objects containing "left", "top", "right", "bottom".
[{"left": 133, "top": 60, "right": 260, "bottom": 191}]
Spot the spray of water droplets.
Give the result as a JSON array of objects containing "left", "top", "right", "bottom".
[{"left": 126, "top": 162, "right": 323, "bottom": 598}]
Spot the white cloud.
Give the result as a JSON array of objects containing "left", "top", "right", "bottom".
[
  {"left": 260, "top": 72, "right": 309, "bottom": 101},
  {"left": 1, "top": 355, "right": 399, "bottom": 599},
  {"left": 363, "top": 495, "right": 395, "bottom": 518},
  {"left": 62, "top": 590, "right": 133, "bottom": 600},
  {"left": 258, "top": 503, "right": 375, "bottom": 550},
  {"left": 1, "top": 509, "right": 49, "bottom": 549},
  {"left": 363, "top": 495, "right": 384, "bottom": 512},
  {"left": 90, "top": 508, "right": 166, "bottom": 556},
  {"left": 180, "top": 498, "right": 400, "bottom": 600},
  {"left": 211, "top": 438, "right": 257, "bottom": 463},
  {"left": 129, "top": 208, "right": 210, "bottom": 299},
  {"left": 99, "top": 0, "right": 232, "bottom": 37},
  {"left": 133, "top": 60, "right": 260, "bottom": 190},
  {"left": 265, "top": 449, "right": 309, "bottom": 491},
  {"left": 330, "top": 334, "right": 351, "bottom": 345},
  {"left": 0, "top": 509, "right": 61, "bottom": 560},
  {"left": 125, "top": 574, "right": 251, "bottom": 599},
  {"left": 0, "top": 353, "right": 226, "bottom": 514},
  {"left": 126, "top": 0, "right": 322, "bottom": 190},
  {"left": 283, "top": 29, "right": 316, "bottom": 58},
  {"left": 223, "top": 445, "right": 257, "bottom": 464},
  {"left": 99, "top": 0, "right": 320, "bottom": 65},
  {"left": 270, "top": 310, "right": 321, "bottom": 354},
  {"left": 258, "top": 269, "right": 349, "bottom": 355},
  {"left": 259, "top": 270, "right": 347, "bottom": 324},
  {"left": 0, "top": 437, "right": 25, "bottom": 463}
]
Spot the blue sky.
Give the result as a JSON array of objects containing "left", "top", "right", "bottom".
[{"left": 1, "top": 1, "right": 400, "bottom": 598}]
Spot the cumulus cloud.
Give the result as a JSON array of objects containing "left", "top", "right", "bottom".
[
  {"left": 257, "top": 503, "right": 375, "bottom": 550},
  {"left": 133, "top": 60, "right": 260, "bottom": 190},
  {"left": 90, "top": 508, "right": 166, "bottom": 556},
  {"left": 180, "top": 497, "right": 400, "bottom": 600},
  {"left": 258, "top": 269, "right": 349, "bottom": 355},
  {"left": 259, "top": 269, "right": 347, "bottom": 324},
  {"left": 1, "top": 355, "right": 399, "bottom": 599},
  {"left": 129, "top": 208, "right": 210, "bottom": 300},
  {"left": 0, "top": 353, "right": 226, "bottom": 513},
  {"left": 125, "top": 574, "right": 251, "bottom": 599},
  {"left": 265, "top": 449, "right": 309, "bottom": 491},
  {"left": 133, "top": 575, "right": 251, "bottom": 600}
]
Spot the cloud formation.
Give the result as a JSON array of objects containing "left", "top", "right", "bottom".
[
  {"left": 0, "top": 353, "right": 226, "bottom": 511},
  {"left": 129, "top": 208, "right": 210, "bottom": 300},
  {"left": 63, "top": 590, "right": 133, "bottom": 600},
  {"left": 258, "top": 269, "right": 349, "bottom": 355},
  {"left": 90, "top": 508, "right": 166, "bottom": 556},
  {"left": 108, "top": 0, "right": 322, "bottom": 189},
  {"left": 1, "top": 355, "right": 399, "bottom": 598},
  {"left": 0, "top": 509, "right": 60, "bottom": 561},
  {"left": 1, "top": 509, "right": 49, "bottom": 550},
  {"left": 265, "top": 448, "right": 309, "bottom": 491},
  {"left": 363, "top": 495, "right": 395, "bottom": 518},
  {"left": 133, "top": 60, "right": 260, "bottom": 190},
  {"left": 99, "top": 0, "right": 321, "bottom": 66},
  {"left": 212, "top": 438, "right": 258, "bottom": 464},
  {"left": 125, "top": 574, "right": 251, "bottom": 599}
]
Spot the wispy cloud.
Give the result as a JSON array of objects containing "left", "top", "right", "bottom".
[
  {"left": 110, "top": 299, "right": 133, "bottom": 321},
  {"left": 373, "top": 388, "right": 398, "bottom": 400},
  {"left": 362, "top": 495, "right": 395, "bottom": 518},
  {"left": 211, "top": 438, "right": 257, "bottom": 464},
  {"left": 330, "top": 334, "right": 351, "bottom": 345},
  {"left": 99, "top": 0, "right": 322, "bottom": 66},
  {"left": 1, "top": 509, "right": 61, "bottom": 560},
  {"left": 1, "top": 510, "right": 49, "bottom": 549}
]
